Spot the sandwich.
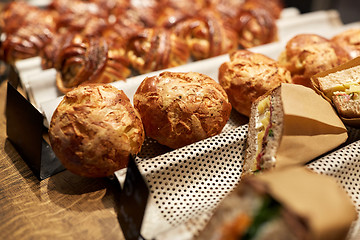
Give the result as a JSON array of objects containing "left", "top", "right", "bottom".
[
  {"left": 311, "top": 56, "right": 360, "bottom": 124},
  {"left": 243, "top": 83, "right": 348, "bottom": 176},
  {"left": 196, "top": 167, "right": 357, "bottom": 240}
]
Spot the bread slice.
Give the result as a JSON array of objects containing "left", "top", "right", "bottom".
[{"left": 243, "top": 86, "right": 284, "bottom": 176}]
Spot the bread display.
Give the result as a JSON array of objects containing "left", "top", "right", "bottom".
[
  {"left": 218, "top": 50, "right": 292, "bottom": 117},
  {"left": 126, "top": 27, "right": 190, "bottom": 74},
  {"left": 278, "top": 34, "right": 351, "bottom": 88},
  {"left": 49, "top": 84, "right": 145, "bottom": 178},
  {"left": 0, "top": 0, "right": 282, "bottom": 84},
  {"left": 173, "top": 8, "right": 238, "bottom": 60},
  {"left": 55, "top": 34, "right": 130, "bottom": 94},
  {"left": 197, "top": 167, "right": 357, "bottom": 240},
  {"left": 243, "top": 83, "right": 347, "bottom": 175},
  {"left": 331, "top": 28, "right": 360, "bottom": 59},
  {"left": 133, "top": 71, "right": 232, "bottom": 149}
]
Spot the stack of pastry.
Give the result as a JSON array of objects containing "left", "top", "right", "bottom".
[{"left": 0, "top": 0, "right": 284, "bottom": 93}]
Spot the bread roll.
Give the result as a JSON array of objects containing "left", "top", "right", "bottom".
[
  {"left": 331, "top": 28, "right": 360, "bottom": 59},
  {"left": 278, "top": 34, "right": 351, "bottom": 88},
  {"left": 49, "top": 84, "right": 145, "bottom": 178},
  {"left": 218, "top": 50, "right": 292, "bottom": 117},
  {"left": 133, "top": 71, "right": 232, "bottom": 149}
]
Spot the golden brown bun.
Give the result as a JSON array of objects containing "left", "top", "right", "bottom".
[
  {"left": 331, "top": 28, "right": 360, "bottom": 59},
  {"left": 278, "top": 34, "right": 351, "bottom": 88},
  {"left": 49, "top": 84, "right": 145, "bottom": 178},
  {"left": 133, "top": 71, "right": 232, "bottom": 149},
  {"left": 219, "top": 50, "right": 292, "bottom": 117}
]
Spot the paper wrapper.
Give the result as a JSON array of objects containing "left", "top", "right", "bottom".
[
  {"left": 311, "top": 57, "right": 360, "bottom": 127},
  {"left": 243, "top": 167, "right": 357, "bottom": 240},
  {"left": 275, "top": 83, "right": 348, "bottom": 168}
]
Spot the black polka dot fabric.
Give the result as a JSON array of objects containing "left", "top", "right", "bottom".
[{"left": 132, "top": 121, "right": 360, "bottom": 239}]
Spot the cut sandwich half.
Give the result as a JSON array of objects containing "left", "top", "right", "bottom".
[
  {"left": 314, "top": 65, "right": 360, "bottom": 118},
  {"left": 243, "top": 86, "right": 284, "bottom": 175}
]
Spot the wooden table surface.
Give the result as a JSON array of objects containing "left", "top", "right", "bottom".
[{"left": 0, "top": 80, "right": 126, "bottom": 239}]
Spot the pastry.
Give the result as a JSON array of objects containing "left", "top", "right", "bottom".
[
  {"left": 55, "top": 34, "right": 130, "bottom": 94},
  {"left": 173, "top": 8, "right": 238, "bottom": 60},
  {"left": 49, "top": 84, "right": 145, "bottom": 178},
  {"left": 218, "top": 50, "right": 292, "bottom": 117},
  {"left": 126, "top": 27, "right": 190, "bottom": 74},
  {"left": 278, "top": 34, "right": 351, "bottom": 88},
  {"left": 331, "top": 28, "right": 360, "bottom": 59},
  {"left": 133, "top": 71, "right": 232, "bottom": 149}
]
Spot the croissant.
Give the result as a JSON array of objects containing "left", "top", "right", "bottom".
[
  {"left": 126, "top": 27, "right": 190, "bottom": 74},
  {"left": 278, "top": 34, "right": 351, "bottom": 88},
  {"left": 55, "top": 34, "right": 130, "bottom": 94},
  {"left": 173, "top": 9, "right": 238, "bottom": 60},
  {"left": 231, "top": 6, "right": 278, "bottom": 48}
]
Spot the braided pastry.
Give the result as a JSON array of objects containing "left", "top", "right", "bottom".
[
  {"left": 231, "top": 6, "right": 278, "bottom": 48},
  {"left": 55, "top": 34, "right": 130, "bottom": 93},
  {"left": 173, "top": 9, "right": 238, "bottom": 60},
  {"left": 127, "top": 27, "right": 190, "bottom": 74}
]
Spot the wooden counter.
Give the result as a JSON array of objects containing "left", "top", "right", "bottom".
[{"left": 0, "top": 80, "right": 126, "bottom": 239}]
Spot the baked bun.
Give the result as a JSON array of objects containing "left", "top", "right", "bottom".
[
  {"left": 278, "top": 34, "right": 351, "bottom": 88},
  {"left": 49, "top": 84, "right": 145, "bottom": 178},
  {"left": 218, "top": 50, "right": 292, "bottom": 117},
  {"left": 331, "top": 28, "right": 360, "bottom": 59},
  {"left": 133, "top": 71, "right": 232, "bottom": 149}
]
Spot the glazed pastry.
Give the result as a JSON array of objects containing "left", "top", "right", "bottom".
[
  {"left": 1, "top": 25, "right": 54, "bottom": 65},
  {"left": 127, "top": 27, "right": 190, "bottom": 74},
  {"left": 331, "top": 28, "right": 360, "bottom": 59},
  {"left": 49, "top": 84, "right": 145, "bottom": 178},
  {"left": 173, "top": 9, "right": 238, "bottom": 60},
  {"left": 242, "top": 0, "right": 283, "bottom": 19},
  {"left": 0, "top": 1, "right": 57, "bottom": 64},
  {"left": 218, "top": 50, "right": 292, "bottom": 117},
  {"left": 207, "top": 0, "right": 246, "bottom": 23},
  {"left": 278, "top": 34, "right": 351, "bottom": 88},
  {"left": 55, "top": 34, "right": 130, "bottom": 94},
  {"left": 133, "top": 71, "right": 232, "bottom": 149},
  {"left": 231, "top": 6, "right": 278, "bottom": 48}
]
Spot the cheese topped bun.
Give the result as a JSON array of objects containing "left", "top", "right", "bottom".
[
  {"left": 133, "top": 71, "right": 232, "bottom": 149},
  {"left": 49, "top": 84, "right": 145, "bottom": 178}
]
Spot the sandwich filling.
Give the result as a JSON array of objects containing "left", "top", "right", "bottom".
[{"left": 252, "top": 95, "right": 275, "bottom": 172}]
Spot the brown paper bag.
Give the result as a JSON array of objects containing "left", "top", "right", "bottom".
[
  {"left": 244, "top": 167, "right": 357, "bottom": 240},
  {"left": 311, "top": 57, "right": 360, "bottom": 127},
  {"left": 276, "top": 83, "right": 348, "bottom": 168}
]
